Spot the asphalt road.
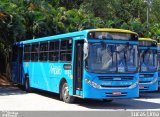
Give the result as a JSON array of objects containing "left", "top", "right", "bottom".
[{"left": 0, "top": 86, "right": 160, "bottom": 111}]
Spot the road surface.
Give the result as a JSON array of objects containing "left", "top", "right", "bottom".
[{"left": 0, "top": 87, "right": 160, "bottom": 111}]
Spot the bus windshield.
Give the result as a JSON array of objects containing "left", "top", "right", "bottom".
[
  {"left": 140, "top": 49, "right": 157, "bottom": 72},
  {"left": 87, "top": 42, "right": 137, "bottom": 73}
]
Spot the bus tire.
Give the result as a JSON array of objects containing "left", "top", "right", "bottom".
[
  {"left": 61, "top": 82, "right": 75, "bottom": 103},
  {"left": 25, "top": 77, "right": 31, "bottom": 93}
]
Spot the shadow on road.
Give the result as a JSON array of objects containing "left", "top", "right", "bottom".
[
  {"left": 75, "top": 98, "right": 160, "bottom": 110},
  {"left": 0, "top": 86, "right": 26, "bottom": 96},
  {"left": 139, "top": 91, "right": 160, "bottom": 99},
  {"left": 33, "top": 88, "right": 160, "bottom": 110},
  {"left": 0, "top": 86, "right": 160, "bottom": 110},
  {"left": 33, "top": 89, "right": 60, "bottom": 100}
]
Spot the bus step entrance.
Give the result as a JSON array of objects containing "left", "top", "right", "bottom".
[{"left": 76, "top": 89, "right": 83, "bottom": 96}]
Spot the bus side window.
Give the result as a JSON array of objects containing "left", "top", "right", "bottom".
[
  {"left": 24, "top": 45, "right": 31, "bottom": 61},
  {"left": 49, "top": 40, "right": 59, "bottom": 61},
  {"left": 60, "top": 39, "right": 72, "bottom": 62},
  {"left": 31, "top": 43, "right": 39, "bottom": 61},
  {"left": 39, "top": 42, "right": 48, "bottom": 61}
]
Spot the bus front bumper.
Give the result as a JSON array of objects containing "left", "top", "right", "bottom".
[
  {"left": 83, "top": 82, "right": 139, "bottom": 99},
  {"left": 139, "top": 79, "right": 158, "bottom": 92}
]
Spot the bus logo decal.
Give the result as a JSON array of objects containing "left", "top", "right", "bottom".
[{"left": 50, "top": 65, "right": 62, "bottom": 75}]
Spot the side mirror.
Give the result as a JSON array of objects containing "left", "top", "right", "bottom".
[{"left": 83, "top": 42, "right": 88, "bottom": 60}]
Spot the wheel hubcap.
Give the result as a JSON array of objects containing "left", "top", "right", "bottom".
[{"left": 63, "top": 86, "right": 69, "bottom": 100}]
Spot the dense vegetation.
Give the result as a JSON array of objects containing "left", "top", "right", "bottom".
[{"left": 0, "top": 0, "right": 160, "bottom": 77}]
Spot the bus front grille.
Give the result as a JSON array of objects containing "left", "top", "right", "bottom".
[
  {"left": 140, "top": 74, "right": 153, "bottom": 78},
  {"left": 98, "top": 76, "right": 133, "bottom": 81},
  {"left": 101, "top": 85, "right": 131, "bottom": 88},
  {"left": 139, "top": 81, "right": 151, "bottom": 83}
]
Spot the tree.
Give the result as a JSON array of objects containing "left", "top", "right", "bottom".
[{"left": 0, "top": 0, "right": 160, "bottom": 78}]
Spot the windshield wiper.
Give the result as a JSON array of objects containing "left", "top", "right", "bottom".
[{"left": 141, "top": 48, "right": 150, "bottom": 63}]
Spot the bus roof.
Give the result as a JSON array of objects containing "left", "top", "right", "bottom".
[
  {"left": 19, "top": 28, "right": 138, "bottom": 45},
  {"left": 139, "top": 38, "right": 157, "bottom": 42},
  {"left": 21, "top": 30, "right": 87, "bottom": 45},
  {"left": 89, "top": 28, "right": 137, "bottom": 35}
]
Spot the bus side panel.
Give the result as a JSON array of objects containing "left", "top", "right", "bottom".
[
  {"left": 47, "top": 62, "right": 73, "bottom": 95},
  {"left": 23, "top": 62, "right": 73, "bottom": 94}
]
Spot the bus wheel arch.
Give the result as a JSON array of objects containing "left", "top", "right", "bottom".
[{"left": 59, "top": 78, "right": 75, "bottom": 103}]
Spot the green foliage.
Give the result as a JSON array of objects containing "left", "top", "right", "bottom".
[
  {"left": 0, "top": 0, "right": 160, "bottom": 75},
  {"left": 0, "top": 0, "right": 160, "bottom": 54}
]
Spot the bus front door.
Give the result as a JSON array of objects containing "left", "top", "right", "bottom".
[{"left": 73, "top": 40, "right": 84, "bottom": 96}]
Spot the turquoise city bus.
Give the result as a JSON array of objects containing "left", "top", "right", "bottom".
[
  {"left": 11, "top": 28, "right": 139, "bottom": 103},
  {"left": 138, "top": 38, "right": 158, "bottom": 92},
  {"left": 157, "top": 43, "right": 160, "bottom": 88}
]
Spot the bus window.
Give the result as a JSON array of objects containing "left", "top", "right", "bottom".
[
  {"left": 24, "top": 45, "right": 30, "bottom": 52},
  {"left": 49, "top": 40, "right": 59, "bottom": 61},
  {"left": 31, "top": 43, "right": 39, "bottom": 61},
  {"left": 24, "top": 45, "right": 31, "bottom": 61},
  {"left": 60, "top": 39, "right": 72, "bottom": 62},
  {"left": 39, "top": 42, "right": 48, "bottom": 61},
  {"left": 24, "top": 53, "right": 30, "bottom": 61},
  {"left": 49, "top": 52, "right": 59, "bottom": 61},
  {"left": 49, "top": 40, "right": 59, "bottom": 51}
]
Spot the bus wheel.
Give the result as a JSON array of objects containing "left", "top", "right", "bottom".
[
  {"left": 25, "top": 78, "right": 31, "bottom": 93},
  {"left": 103, "top": 99, "right": 113, "bottom": 102},
  {"left": 61, "top": 82, "right": 75, "bottom": 103}
]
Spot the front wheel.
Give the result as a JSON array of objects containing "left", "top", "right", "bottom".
[{"left": 61, "top": 82, "right": 75, "bottom": 103}]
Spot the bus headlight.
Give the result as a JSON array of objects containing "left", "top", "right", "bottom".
[
  {"left": 150, "top": 78, "right": 158, "bottom": 84},
  {"left": 85, "top": 79, "right": 101, "bottom": 89},
  {"left": 129, "top": 82, "right": 138, "bottom": 89}
]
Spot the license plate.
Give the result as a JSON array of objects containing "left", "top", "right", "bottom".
[
  {"left": 112, "top": 92, "right": 122, "bottom": 95},
  {"left": 140, "top": 86, "right": 144, "bottom": 89},
  {"left": 113, "top": 78, "right": 121, "bottom": 80}
]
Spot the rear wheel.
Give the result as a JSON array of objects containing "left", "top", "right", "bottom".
[
  {"left": 61, "top": 82, "right": 75, "bottom": 103},
  {"left": 25, "top": 77, "right": 31, "bottom": 92}
]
